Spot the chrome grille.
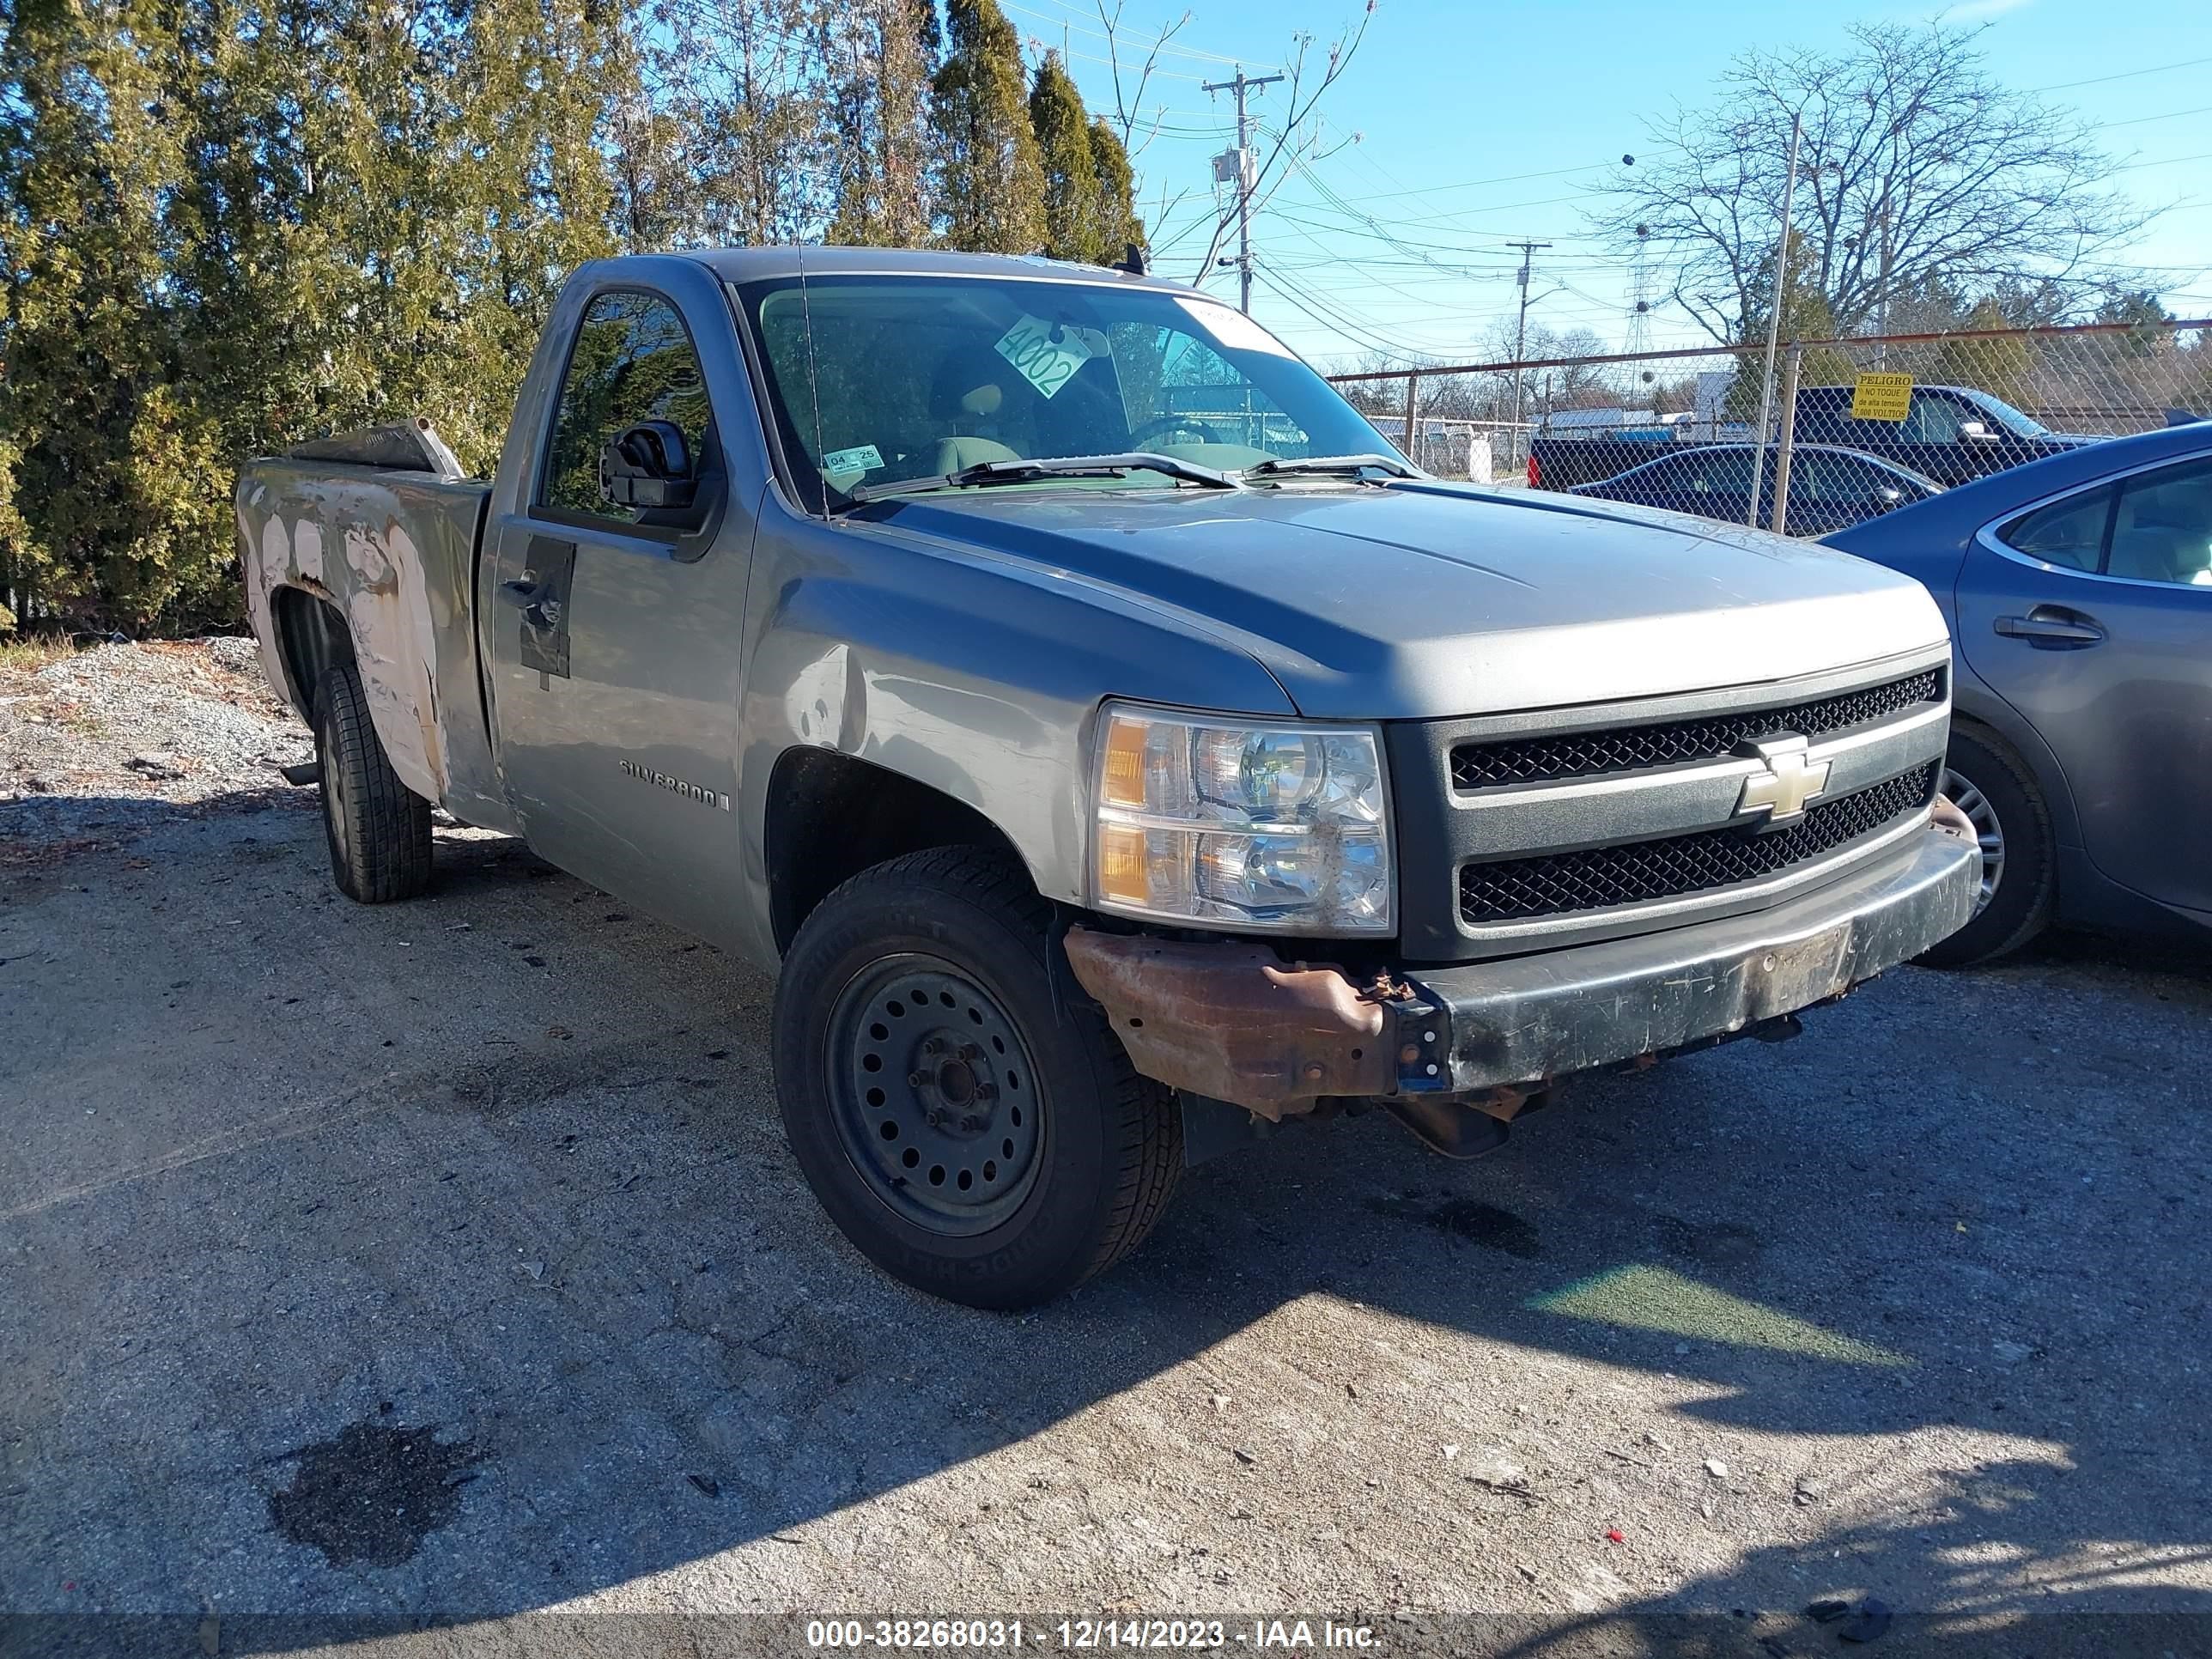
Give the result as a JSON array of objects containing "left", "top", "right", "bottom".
[
  {"left": 1457, "top": 764, "right": 1937, "bottom": 924},
  {"left": 1450, "top": 668, "right": 1943, "bottom": 792}
]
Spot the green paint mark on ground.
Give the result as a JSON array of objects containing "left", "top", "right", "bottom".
[{"left": 1529, "top": 1263, "right": 1912, "bottom": 1368}]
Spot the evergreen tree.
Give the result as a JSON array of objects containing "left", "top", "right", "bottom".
[
  {"left": 1932, "top": 296, "right": 2034, "bottom": 407},
  {"left": 1725, "top": 230, "right": 1853, "bottom": 420},
  {"left": 1086, "top": 115, "right": 1144, "bottom": 265},
  {"left": 0, "top": 0, "right": 1142, "bottom": 634},
  {"left": 1028, "top": 52, "right": 1099, "bottom": 263},
  {"left": 828, "top": 0, "right": 939, "bottom": 246},
  {"left": 929, "top": 0, "right": 1042, "bottom": 253},
  {"left": 0, "top": 0, "right": 229, "bottom": 630}
]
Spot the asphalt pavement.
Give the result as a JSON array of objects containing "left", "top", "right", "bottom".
[{"left": 2, "top": 791, "right": 2208, "bottom": 1658}]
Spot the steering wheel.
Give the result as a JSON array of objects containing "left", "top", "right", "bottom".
[{"left": 1129, "top": 414, "right": 1231, "bottom": 448}]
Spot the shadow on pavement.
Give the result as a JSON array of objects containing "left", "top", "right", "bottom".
[{"left": 3, "top": 792, "right": 2207, "bottom": 1653}]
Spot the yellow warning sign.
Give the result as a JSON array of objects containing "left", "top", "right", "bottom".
[{"left": 1850, "top": 372, "right": 1914, "bottom": 422}]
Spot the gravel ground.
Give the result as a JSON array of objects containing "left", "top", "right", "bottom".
[
  {"left": 2, "top": 644, "right": 2209, "bottom": 1659},
  {"left": 0, "top": 638, "right": 312, "bottom": 864}
]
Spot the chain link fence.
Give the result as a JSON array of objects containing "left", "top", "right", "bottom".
[{"left": 1330, "top": 319, "right": 2212, "bottom": 532}]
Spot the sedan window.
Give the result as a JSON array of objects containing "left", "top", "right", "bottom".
[
  {"left": 2108, "top": 459, "right": 2212, "bottom": 586},
  {"left": 2000, "top": 487, "right": 2112, "bottom": 573},
  {"left": 1796, "top": 454, "right": 1893, "bottom": 505},
  {"left": 1682, "top": 450, "right": 1753, "bottom": 494}
]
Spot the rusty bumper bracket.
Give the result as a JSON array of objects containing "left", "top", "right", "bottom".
[{"left": 1062, "top": 928, "right": 1413, "bottom": 1119}]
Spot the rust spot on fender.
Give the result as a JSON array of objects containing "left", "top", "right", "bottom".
[{"left": 1063, "top": 927, "right": 1396, "bottom": 1116}]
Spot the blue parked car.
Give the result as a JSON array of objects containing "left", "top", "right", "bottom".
[
  {"left": 1825, "top": 422, "right": 2212, "bottom": 964},
  {"left": 1568, "top": 442, "right": 1942, "bottom": 535}
]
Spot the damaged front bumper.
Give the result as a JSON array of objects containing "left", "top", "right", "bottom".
[{"left": 1066, "top": 821, "right": 1979, "bottom": 1145}]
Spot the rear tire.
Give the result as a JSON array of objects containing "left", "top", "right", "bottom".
[
  {"left": 1919, "top": 725, "right": 2052, "bottom": 967},
  {"left": 313, "top": 662, "right": 433, "bottom": 903},
  {"left": 773, "top": 848, "right": 1182, "bottom": 1309}
]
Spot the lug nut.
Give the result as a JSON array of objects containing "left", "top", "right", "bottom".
[
  {"left": 908, "top": 1071, "right": 927, "bottom": 1087},
  {"left": 961, "top": 1115, "right": 986, "bottom": 1132},
  {"left": 958, "top": 1043, "right": 981, "bottom": 1062}
]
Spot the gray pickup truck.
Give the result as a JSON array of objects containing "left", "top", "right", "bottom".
[{"left": 236, "top": 247, "right": 1979, "bottom": 1308}]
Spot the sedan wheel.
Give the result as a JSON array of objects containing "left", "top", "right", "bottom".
[
  {"left": 1940, "top": 765, "right": 2006, "bottom": 914},
  {"left": 1917, "top": 727, "right": 2053, "bottom": 968}
]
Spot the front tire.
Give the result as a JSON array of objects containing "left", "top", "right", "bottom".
[
  {"left": 1920, "top": 726, "right": 2052, "bottom": 967},
  {"left": 773, "top": 848, "right": 1182, "bottom": 1309},
  {"left": 313, "top": 662, "right": 433, "bottom": 903}
]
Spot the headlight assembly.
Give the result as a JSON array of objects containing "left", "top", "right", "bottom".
[{"left": 1091, "top": 702, "right": 1394, "bottom": 934}]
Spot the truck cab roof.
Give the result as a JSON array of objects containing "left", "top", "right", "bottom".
[{"left": 678, "top": 245, "right": 1190, "bottom": 298}]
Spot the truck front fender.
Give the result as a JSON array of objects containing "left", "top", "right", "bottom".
[{"left": 732, "top": 502, "right": 1296, "bottom": 963}]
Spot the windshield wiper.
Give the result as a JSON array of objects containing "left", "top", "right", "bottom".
[
  {"left": 1242, "top": 453, "right": 1416, "bottom": 482},
  {"left": 845, "top": 452, "right": 1242, "bottom": 504}
]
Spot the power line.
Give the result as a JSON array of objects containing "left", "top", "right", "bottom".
[
  {"left": 2101, "top": 102, "right": 2212, "bottom": 131},
  {"left": 2031, "top": 56, "right": 2212, "bottom": 93},
  {"left": 1251, "top": 264, "right": 1439, "bottom": 363}
]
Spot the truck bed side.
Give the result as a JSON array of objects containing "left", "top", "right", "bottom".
[{"left": 235, "top": 459, "right": 509, "bottom": 830}]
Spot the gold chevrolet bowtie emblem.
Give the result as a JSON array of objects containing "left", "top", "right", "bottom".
[{"left": 1736, "top": 735, "right": 1831, "bottom": 822}]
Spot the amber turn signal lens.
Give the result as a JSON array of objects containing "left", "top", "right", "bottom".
[
  {"left": 1095, "top": 822, "right": 1149, "bottom": 904},
  {"left": 1100, "top": 714, "right": 1150, "bottom": 809}
]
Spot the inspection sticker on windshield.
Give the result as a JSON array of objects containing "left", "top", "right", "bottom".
[
  {"left": 994, "top": 314, "right": 1093, "bottom": 399},
  {"left": 821, "top": 443, "right": 883, "bottom": 475}
]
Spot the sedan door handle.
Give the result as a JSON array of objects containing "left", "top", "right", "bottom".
[{"left": 1994, "top": 608, "right": 2105, "bottom": 647}]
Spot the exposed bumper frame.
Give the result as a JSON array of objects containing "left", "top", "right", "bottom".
[{"left": 1066, "top": 819, "right": 1979, "bottom": 1121}]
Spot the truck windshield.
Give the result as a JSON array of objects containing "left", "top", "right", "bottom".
[{"left": 731, "top": 273, "right": 1394, "bottom": 509}]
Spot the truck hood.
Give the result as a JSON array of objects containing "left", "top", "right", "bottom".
[{"left": 872, "top": 481, "right": 1948, "bottom": 720}]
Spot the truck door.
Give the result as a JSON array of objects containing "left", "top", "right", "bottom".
[
  {"left": 1954, "top": 454, "right": 2212, "bottom": 915},
  {"left": 484, "top": 276, "right": 756, "bottom": 935}
]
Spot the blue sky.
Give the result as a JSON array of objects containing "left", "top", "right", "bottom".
[{"left": 1029, "top": 0, "right": 2212, "bottom": 368}]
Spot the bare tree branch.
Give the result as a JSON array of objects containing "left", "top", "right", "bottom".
[
  {"left": 1189, "top": 0, "right": 1374, "bottom": 285},
  {"left": 1093, "top": 0, "right": 1188, "bottom": 155},
  {"left": 1590, "top": 21, "right": 2160, "bottom": 343}
]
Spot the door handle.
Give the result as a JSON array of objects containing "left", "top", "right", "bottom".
[
  {"left": 501, "top": 578, "right": 556, "bottom": 631},
  {"left": 1994, "top": 608, "right": 2104, "bottom": 647}
]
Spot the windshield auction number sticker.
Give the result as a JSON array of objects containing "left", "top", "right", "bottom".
[{"left": 994, "top": 315, "right": 1092, "bottom": 399}]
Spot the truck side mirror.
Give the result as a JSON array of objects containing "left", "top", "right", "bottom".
[
  {"left": 600, "top": 421, "right": 698, "bottom": 509},
  {"left": 1957, "top": 420, "right": 1996, "bottom": 442}
]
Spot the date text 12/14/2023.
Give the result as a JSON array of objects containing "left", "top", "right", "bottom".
[{"left": 804, "top": 1620, "right": 1382, "bottom": 1650}]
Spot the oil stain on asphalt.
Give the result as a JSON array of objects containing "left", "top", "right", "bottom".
[
  {"left": 1366, "top": 1194, "right": 1542, "bottom": 1258},
  {"left": 269, "top": 1418, "right": 484, "bottom": 1567}
]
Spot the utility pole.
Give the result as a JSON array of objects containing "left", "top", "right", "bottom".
[
  {"left": 1872, "top": 191, "right": 1893, "bottom": 368},
  {"left": 1505, "top": 240, "right": 1551, "bottom": 469},
  {"left": 1749, "top": 111, "right": 1802, "bottom": 530},
  {"left": 1203, "top": 68, "right": 1284, "bottom": 313}
]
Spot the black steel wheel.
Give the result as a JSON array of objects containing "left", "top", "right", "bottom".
[
  {"left": 774, "top": 847, "right": 1182, "bottom": 1309},
  {"left": 825, "top": 957, "right": 1046, "bottom": 1236}
]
